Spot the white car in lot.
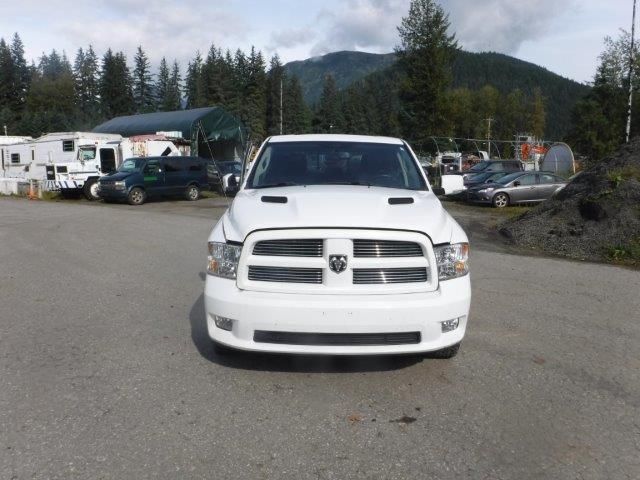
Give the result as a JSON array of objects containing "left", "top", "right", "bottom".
[{"left": 204, "top": 135, "right": 471, "bottom": 357}]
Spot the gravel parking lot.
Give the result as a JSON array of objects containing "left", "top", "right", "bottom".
[{"left": 1, "top": 196, "right": 639, "bottom": 479}]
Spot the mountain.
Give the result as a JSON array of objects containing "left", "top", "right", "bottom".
[
  {"left": 283, "top": 50, "right": 590, "bottom": 140},
  {"left": 284, "top": 51, "right": 396, "bottom": 105}
]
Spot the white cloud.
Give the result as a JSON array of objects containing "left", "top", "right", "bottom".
[{"left": 441, "top": 0, "right": 579, "bottom": 54}]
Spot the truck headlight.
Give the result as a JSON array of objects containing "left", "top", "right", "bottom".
[
  {"left": 434, "top": 243, "right": 469, "bottom": 281},
  {"left": 207, "top": 242, "right": 242, "bottom": 279},
  {"left": 114, "top": 181, "right": 126, "bottom": 190}
]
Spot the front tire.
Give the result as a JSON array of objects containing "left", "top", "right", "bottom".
[
  {"left": 127, "top": 187, "right": 146, "bottom": 206},
  {"left": 185, "top": 184, "right": 200, "bottom": 201},
  {"left": 492, "top": 192, "right": 510, "bottom": 208},
  {"left": 83, "top": 179, "right": 100, "bottom": 201}
]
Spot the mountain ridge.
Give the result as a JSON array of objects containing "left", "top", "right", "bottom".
[{"left": 283, "top": 50, "right": 590, "bottom": 139}]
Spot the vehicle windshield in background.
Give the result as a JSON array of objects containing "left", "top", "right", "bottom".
[
  {"left": 218, "top": 162, "right": 242, "bottom": 175},
  {"left": 247, "top": 141, "right": 426, "bottom": 190},
  {"left": 118, "top": 158, "right": 146, "bottom": 173}
]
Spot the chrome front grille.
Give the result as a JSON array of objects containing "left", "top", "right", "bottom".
[
  {"left": 248, "top": 266, "right": 323, "bottom": 284},
  {"left": 253, "top": 239, "right": 323, "bottom": 257},
  {"left": 353, "top": 240, "right": 422, "bottom": 257},
  {"left": 353, "top": 267, "right": 428, "bottom": 284},
  {"left": 243, "top": 231, "right": 434, "bottom": 293}
]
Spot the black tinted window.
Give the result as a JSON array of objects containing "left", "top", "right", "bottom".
[{"left": 163, "top": 158, "right": 185, "bottom": 173}]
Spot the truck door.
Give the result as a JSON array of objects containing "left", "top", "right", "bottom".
[{"left": 99, "top": 148, "right": 117, "bottom": 174}]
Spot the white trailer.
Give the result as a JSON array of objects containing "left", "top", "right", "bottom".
[{"left": 1, "top": 132, "right": 182, "bottom": 199}]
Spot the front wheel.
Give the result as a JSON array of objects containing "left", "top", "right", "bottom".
[
  {"left": 83, "top": 179, "right": 100, "bottom": 201},
  {"left": 185, "top": 184, "right": 200, "bottom": 201},
  {"left": 127, "top": 187, "right": 146, "bottom": 206},
  {"left": 492, "top": 192, "right": 510, "bottom": 208}
]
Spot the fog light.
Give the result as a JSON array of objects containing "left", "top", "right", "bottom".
[
  {"left": 441, "top": 318, "right": 459, "bottom": 333},
  {"left": 214, "top": 315, "right": 234, "bottom": 331}
]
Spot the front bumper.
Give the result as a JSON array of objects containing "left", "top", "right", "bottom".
[
  {"left": 464, "top": 190, "right": 493, "bottom": 203},
  {"left": 97, "top": 186, "right": 128, "bottom": 201},
  {"left": 204, "top": 274, "right": 471, "bottom": 355}
]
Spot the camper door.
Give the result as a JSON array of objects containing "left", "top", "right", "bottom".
[{"left": 99, "top": 148, "right": 117, "bottom": 174}]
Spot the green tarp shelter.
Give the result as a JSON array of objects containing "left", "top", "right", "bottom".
[{"left": 92, "top": 107, "right": 245, "bottom": 159}]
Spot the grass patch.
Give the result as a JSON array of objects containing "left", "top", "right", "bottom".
[
  {"left": 492, "top": 205, "right": 532, "bottom": 219},
  {"left": 40, "top": 191, "right": 61, "bottom": 201},
  {"left": 607, "top": 165, "right": 640, "bottom": 187},
  {"left": 606, "top": 237, "right": 640, "bottom": 266}
]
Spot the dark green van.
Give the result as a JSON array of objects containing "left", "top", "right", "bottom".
[{"left": 97, "top": 156, "right": 216, "bottom": 205}]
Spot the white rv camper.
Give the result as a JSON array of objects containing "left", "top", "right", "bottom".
[{"left": 1, "top": 132, "right": 182, "bottom": 199}]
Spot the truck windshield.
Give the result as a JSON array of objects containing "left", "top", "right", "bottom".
[
  {"left": 118, "top": 158, "right": 146, "bottom": 173},
  {"left": 247, "top": 141, "right": 426, "bottom": 190}
]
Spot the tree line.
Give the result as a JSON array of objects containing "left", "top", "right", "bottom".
[{"left": 1, "top": 0, "right": 629, "bottom": 162}]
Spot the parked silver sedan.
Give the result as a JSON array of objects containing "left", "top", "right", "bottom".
[{"left": 465, "top": 171, "right": 567, "bottom": 208}]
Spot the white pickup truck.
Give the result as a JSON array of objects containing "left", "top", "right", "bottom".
[{"left": 204, "top": 134, "right": 471, "bottom": 357}]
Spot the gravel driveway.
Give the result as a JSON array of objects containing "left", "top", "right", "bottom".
[{"left": 1, "top": 197, "right": 638, "bottom": 480}]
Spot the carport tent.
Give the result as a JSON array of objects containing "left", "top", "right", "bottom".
[{"left": 92, "top": 107, "right": 245, "bottom": 159}]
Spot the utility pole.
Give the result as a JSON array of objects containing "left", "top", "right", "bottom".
[
  {"left": 485, "top": 118, "right": 493, "bottom": 157},
  {"left": 626, "top": 0, "right": 637, "bottom": 143}
]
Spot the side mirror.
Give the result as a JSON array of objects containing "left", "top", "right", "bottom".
[
  {"left": 513, "top": 181, "right": 521, "bottom": 187},
  {"left": 227, "top": 175, "right": 238, "bottom": 188},
  {"left": 432, "top": 187, "right": 445, "bottom": 196}
]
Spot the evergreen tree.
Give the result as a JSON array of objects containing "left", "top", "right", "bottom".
[
  {"left": 282, "top": 75, "right": 311, "bottom": 134},
  {"left": 315, "top": 74, "right": 343, "bottom": 133},
  {"left": 23, "top": 49, "right": 76, "bottom": 134},
  {"left": 100, "top": 49, "right": 134, "bottom": 118},
  {"left": 244, "top": 47, "right": 267, "bottom": 140},
  {"left": 567, "top": 30, "right": 634, "bottom": 161},
  {"left": 132, "top": 46, "right": 155, "bottom": 113},
  {"left": 396, "top": 0, "right": 458, "bottom": 144},
  {"left": 73, "top": 45, "right": 100, "bottom": 123},
  {"left": 10, "top": 33, "right": 29, "bottom": 110},
  {"left": 156, "top": 57, "right": 170, "bottom": 111},
  {"left": 185, "top": 51, "right": 203, "bottom": 108},
  {"left": 166, "top": 60, "right": 182, "bottom": 111},
  {"left": 0, "top": 39, "right": 15, "bottom": 112},
  {"left": 266, "top": 54, "right": 285, "bottom": 135}
]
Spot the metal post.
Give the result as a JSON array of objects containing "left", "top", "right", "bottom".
[{"left": 626, "top": 0, "right": 637, "bottom": 143}]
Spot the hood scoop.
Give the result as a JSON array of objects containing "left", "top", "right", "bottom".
[
  {"left": 388, "top": 197, "right": 414, "bottom": 205},
  {"left": 261, "top": 196, "right": 288, "bottom": 204}
]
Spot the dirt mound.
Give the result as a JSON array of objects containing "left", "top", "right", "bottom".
[{"left": 500, "top": 140, "right": 640, "bottom": 265}]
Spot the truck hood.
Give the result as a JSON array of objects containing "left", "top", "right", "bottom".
[
  {"left": 99, "top": 171, "right": 137, "bottom": 182},
  {"left": 222, "top": 185, "right": 456, "bottom": 245}
]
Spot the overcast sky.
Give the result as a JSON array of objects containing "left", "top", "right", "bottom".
[{"left": 0, "top": 0, "right": 633, "bottom": 84}]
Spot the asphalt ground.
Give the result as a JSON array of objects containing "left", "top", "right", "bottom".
[{"left": 1, "top": 196, "right": 639, "bottom": 480}]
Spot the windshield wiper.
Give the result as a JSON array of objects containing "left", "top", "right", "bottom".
[{"left": 253, "top": 182, "right": 298, "bottom": 189}]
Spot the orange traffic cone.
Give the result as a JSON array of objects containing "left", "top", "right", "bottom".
[{"left": 28, "top": 180, "right": 38, "bottom": 200}]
